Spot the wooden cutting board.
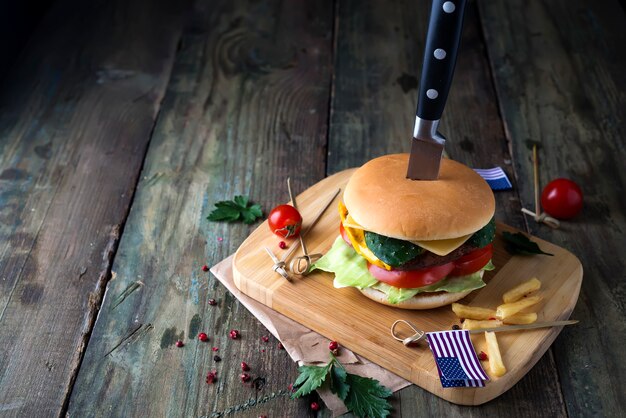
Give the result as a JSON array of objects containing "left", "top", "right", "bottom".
[{"left": 232, "top": 169, "right": 583, "bottom": 405}]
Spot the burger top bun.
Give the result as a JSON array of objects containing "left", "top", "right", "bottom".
[{"left": 343, "top": 153, "right": 495, "bottom": 241}]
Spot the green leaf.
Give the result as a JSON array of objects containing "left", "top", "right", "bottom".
[
  {"left": 329, "top": 364, "right": 350, "bottom": 401},
  {"left": 502, "top": 231, "right": 553, "bottom": 256},
  {"left": 207, "top": 196, "right": 263, "bottom": 224},
  {"left": 291, "top": 363, "right": 331, "bottom": 399},
  {"left": 344, "top": 373, "right": 393, "bottom": 418},
  {"left": 207, "top": 206, "right": 240, "bottom": 222},
  {"left": 290, "top": 354, "right": 392, "bottom": 418},
  {"left": 233, "top": 195, "right": 248, "bottom": 208},
  {"left": 215, "top": 200, "right": 240, "bottom": 208},
  {"left": 242, "top": 204, "right": 263, "bottom": 224}
]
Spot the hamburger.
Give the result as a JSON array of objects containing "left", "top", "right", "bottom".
[{"left": 312, "top": 154, "right": 496, "bottom": 309}]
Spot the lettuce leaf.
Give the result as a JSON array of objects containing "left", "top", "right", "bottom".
[
  {"left": 311, "top": 236, "right": 494, "bottom": 304},
  {"left": 372, "top": 272, "right": 487, "bottom": 304},
  {"left": 311, "top": 236, "right": 378, "bottom": 289}
]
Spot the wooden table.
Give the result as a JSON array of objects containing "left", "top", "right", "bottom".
[{"left": 0, "top": 0, "right": 623, "bottom": 417}]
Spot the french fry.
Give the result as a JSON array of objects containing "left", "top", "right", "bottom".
[
  {"left": 461, "top": 319, "right": 503, "bottom": 331},
  {"left": 452, "top": 303, "right": 497, "bottom": 320},
  {"left": 485, "top": 331, "right": 506, "bottom": 377},
  {"left": 503, "top": 312, "right": 538, "bottom": 325},
  {"left": 496, "top": 295, "right": 543, "bottom": 319},
  {"left": 502, "top": 278, "right": 541, "bottom": 303}
]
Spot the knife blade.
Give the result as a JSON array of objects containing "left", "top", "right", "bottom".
[
  {"left": 407, "top": 0, "right": 468, "bottom": 180},
  {"left": 468, "top": 320, "right": 578, "bottom": 334}
]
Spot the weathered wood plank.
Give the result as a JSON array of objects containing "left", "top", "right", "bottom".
[
  {"left": 0, "top": 0, "right": 55, "bottom": 80},
  {"left": 479, "top": 1, "right": 626, "bottom": 416},
  {"left": 0, "top": 0, "right": 187, "bottom": 416},
  {"left": 67, "top": 0, "right": 334, "bottom": 416},
  {"left": 326, "top": 0, "right": 566, "bottom": 416}
]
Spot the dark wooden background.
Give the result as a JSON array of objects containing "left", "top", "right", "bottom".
[{"left": 0, "top": 0, "right": 624, "bottom": 417}]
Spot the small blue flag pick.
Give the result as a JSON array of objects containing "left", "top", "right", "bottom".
[{"left": 474, "top": 167, "right": 513, "bottom": 190}]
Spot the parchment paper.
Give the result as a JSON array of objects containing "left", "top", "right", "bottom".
[{"left": 210, "top": 255, "right": 410, "bottom": 417}]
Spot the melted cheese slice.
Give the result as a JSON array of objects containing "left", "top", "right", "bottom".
[
  {"left": 342, "top": 215, "right": 365, "bottom": 230},
  {"left": 339, "top": 202, "right": 472, "bottom": 257},
  {"left": 338, "top": 202, "right": 391, "bottom": 270},
  {"left": 410, "top": 234, "right": 472, "bottom": 256}
]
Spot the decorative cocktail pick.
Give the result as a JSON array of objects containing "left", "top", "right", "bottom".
[{"left": 521, "top": 145, "right": 560, "bottom": 228}]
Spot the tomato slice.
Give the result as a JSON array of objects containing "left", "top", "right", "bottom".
[
  {"left": 366, "top": 244, "right": 493, "bottom": 288},
  {"left": 367, "top": 262, "right": 454, "bottom": 289},
  {"left": 339, "top": 223, "right": 352, "bottom": 247},
  {"left": 449, "top": 244, "right": 493, "bottom": 277}
]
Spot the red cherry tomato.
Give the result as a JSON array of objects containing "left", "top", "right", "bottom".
[
  {"left": 339, "top": 223, "right": 352, "bottom": 247},
  {"left": 268, "top": 205, "right": 302, "bottom": 238},
  {"left": 449, "top": 244, "right": 493, "bottom": 277},
  {"left": 541, "top": 178, "right": 583, "bottom": 219},
  {"left": 367, "top": 262, "right": 455, "bottom": 289}
]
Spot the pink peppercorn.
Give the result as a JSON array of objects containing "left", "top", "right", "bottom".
[
  {"left": 198, "top": 332, "right": 209, "bottom": 342},
  {"left": 175, "top": 340, "right": 184, "bottom": 348},
  {"left": 206, "top": 370, "right": 217, "bottom": 384},
  {"left": 202, "top": 265, "right": 209, "bottom": 272}
]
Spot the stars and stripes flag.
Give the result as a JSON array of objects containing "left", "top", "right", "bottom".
[
  {"left": 474, "top": 167, "right": 513, "bottom": 190},
  {"left": 426, "top": 330, "right": 489, "bottom": 388}
]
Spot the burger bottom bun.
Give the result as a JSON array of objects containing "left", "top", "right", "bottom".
[{"left": 358, "top": 271, "right": 485, "bottom": 310}]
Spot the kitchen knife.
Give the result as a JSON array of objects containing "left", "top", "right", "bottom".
[{"left": 407, "top": 0, "right": 468, "bottom": 180}]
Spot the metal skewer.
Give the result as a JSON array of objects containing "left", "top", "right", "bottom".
[{"left": 391, "top": 319, "right": 579, "bottom": 346}]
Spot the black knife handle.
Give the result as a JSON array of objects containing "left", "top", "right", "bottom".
[{"left": 416, "top": 0, "right": 467, "bottom": 121}]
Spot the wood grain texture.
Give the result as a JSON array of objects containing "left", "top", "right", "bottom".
[
  {"left": 67, "top": 0, "right": 334, "bottom": 416},
  {"left": 327, "top": 0, "right": 567, "bottom": 416},
  {"left": 0, "top": 0, "right": 187, "bottom": 416},
  {"left": 233, "top": 168, "right": 583, "bottom": 405},
  {"left": 479, "top": 0, "right": 626, "bottom": 416}
]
